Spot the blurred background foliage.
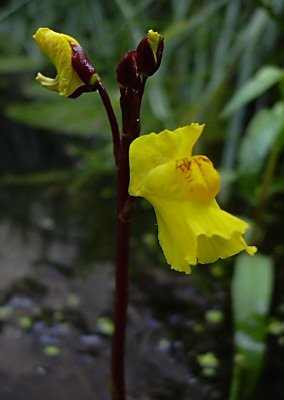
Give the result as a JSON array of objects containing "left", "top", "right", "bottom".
[{"left": 0, "top": 0, "right": 284, "bottom": 399}]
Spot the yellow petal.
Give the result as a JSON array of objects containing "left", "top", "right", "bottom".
[
  {"left": 150, "top": 197, "right": 256, "bottom": 273},
  {"left": 129, "top": 124, "right": 204, "bottom": 196},
  {"left": 35, "top": 72, "right": 59, "bottom": 92},
  {"left": 133, "top": 151, "right": 220, "bottom": 204},
  {"left": 33, "top": 27, "right": 84, "bottom": 97},
  {"left": 147, "top": 30, "right": 162, "bottom": 62},
  {"left": 176, "top": 156, "right": 220, "bottom": 201}
]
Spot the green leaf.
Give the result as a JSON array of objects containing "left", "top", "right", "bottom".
[
  {"left": 0, "top": 56, "right": 43, "bottom": 74},
  {"left": 5, "top": 96, "right": 108, "bottom": 137},
  {"left": 230, "top": 253, "right": 274, "bottom": 398},
  {"left": 0, "top": 169, "right": 72, "bottom": 187},
  {"left": 148, "top": 79, "right": 173, "bottom": 125},
  {"left": 232, "top": 253, "right": 273, "bottom": 322},
  {"left": 238, "top": 102, "right": 284, "bottom": 175},
  {"left": 221, "top": 66, "right": 284, "bottom": 117}
]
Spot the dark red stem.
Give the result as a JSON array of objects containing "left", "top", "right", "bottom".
[
  {"left": 96, "top": 81, "right": 121, "bottom": 166},
  {"left": 111, "top": 149, "right": 131, "bottom": 400},
  {"left": 111, "top": 86, "right": 143, "bottom": 400}
]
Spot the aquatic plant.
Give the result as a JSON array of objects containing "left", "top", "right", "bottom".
[{"left": 34, "top": 27, "right": 257, "bottom": 400}]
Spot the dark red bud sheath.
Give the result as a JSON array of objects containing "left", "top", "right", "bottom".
[
  {"left": 136, "top": 30, "right": 164, "bottom": 77},
  {"left": 71, "top": 43, "right": 99, "bottom": 86},
  {"left": 116, "top": 51, "right": 139, "bottom": 88}
]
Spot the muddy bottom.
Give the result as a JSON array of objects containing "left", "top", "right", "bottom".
[{"left": 0, "top": 217, "right": 283, "bottom": 400}]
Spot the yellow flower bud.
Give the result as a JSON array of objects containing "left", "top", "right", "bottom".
[
  {"left": 136, "top": 29, "right": 164, "bottom": 77},
  {"left": 33, "top": 28, "right": 98, "bottom": 97}
]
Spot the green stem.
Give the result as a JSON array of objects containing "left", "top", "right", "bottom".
[
  {"left": 228, "top": 355, "right": 244, "bottom": 400},
  {"left": 251, "top": 135, "right": 282, "bottom": 240}
]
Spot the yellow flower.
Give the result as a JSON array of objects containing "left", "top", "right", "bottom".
[
  {"left": 129, "top": 124, "right": 257, "bottom": 274},
  {"left": 33, "top": 28, "right": 86, "bottom": 97}
]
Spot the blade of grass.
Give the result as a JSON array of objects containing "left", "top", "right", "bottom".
[{"left": 230, "top": 253, "right": 274, "bottom": 399}]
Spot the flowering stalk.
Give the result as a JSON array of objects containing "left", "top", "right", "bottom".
[
  {"left": 111, "top": 105, "right": 137, "bottom": 400},
  {"left": 110, "top": 59, "right": 144, "bottom": 400},
  {"left": 110, "top": 95, "right": 136, "bottom": 400},
  {"left": 111, "top": 31, "right": 164, "bottom": 400}
]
